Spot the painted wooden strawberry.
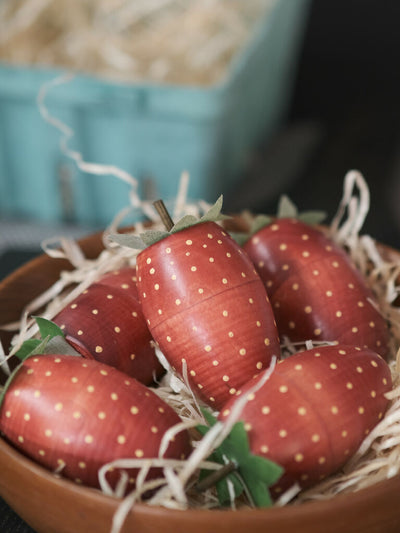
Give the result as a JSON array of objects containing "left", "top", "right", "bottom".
[
  {"left": 54, "top": 267, "right": 163, "bottom": 384},
  {"left": 243, "top": 217, "right": 390, "bottom": 357},
  {"left": 0, "top": 354, "right": 191, "bottom": 492},
  {"left": 112, "top": 198, "right": 281, "bottom": 409},
  {"left": 220, "top": 344, "right": 392, "bottom": 497},
  {"left": 95, "top": 267, "right": 139, "bottom": 298}
]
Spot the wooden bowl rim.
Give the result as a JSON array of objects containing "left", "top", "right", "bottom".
[{"left": 1, "top": 433, "right": 400, "bottom": 521}]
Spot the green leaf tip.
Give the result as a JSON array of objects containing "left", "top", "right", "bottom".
[
  {"left": 277, "top": 195, "right": 298, "bottom": 219},
  {"left": 2, "top": 317, "right": 80, "bottom": 407},
  {"left": 196, "top": 408, "right": 284, "bottom": 508},
  {"left": 277, "top": 194, "right": 326, "bottom": 225},
  {"left": 34, "top": 316, "right": 65, "bottom": 341},
  {"left": 298, "top": 210, "right": 327, "bottom": 225},
  {"left": 198, "top": 195, "right": 229, "bottom": 224},
  {"left": 0, "top": 334, "right": 52, "bottom": 408},
  {"left": 13, "top": 317, "right": 80, "bottom": 362},
  {"left": 169, "top": 195, "right": 230, "bottom": 235},
  {"left": 14, "top": 317, "right": 65, "bottom": 361},
  {"left": 109, "top": 233, "right": 148, "bottom": 251}
]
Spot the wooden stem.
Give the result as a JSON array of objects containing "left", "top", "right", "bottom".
[
  {"left": 195, "top": 461, "right": 238, "bottom": 493},
  {"left": 153, "top": 199, "right": 174, "bottom": 231}
]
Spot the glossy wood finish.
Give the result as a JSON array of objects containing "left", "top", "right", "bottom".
[
  {"left": 244, "top": 218, "right": 390, "bottom": 357},
  {"left": 1, "top": 230, "right": 400, "bottom": 533},
  {"left": 136, "top": 221, "right": 280, "bottom": 409}
]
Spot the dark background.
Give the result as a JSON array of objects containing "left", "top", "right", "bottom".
[
  {"left": 284, "top": 0, "right": 400, "bottom": 247},
  {"left": 1, "top": 0, "right": 400, "bottom": 530},
  {"left": 227, "top": 0, "right": 400, "bottom": 249}
]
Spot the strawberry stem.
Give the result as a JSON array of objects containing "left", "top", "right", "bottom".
[
  {"left": 153, "top": 199, "right": 174, "bottom": 231},
  {"left": 195, "top": 461, "right": 238, "bottom": 493}
]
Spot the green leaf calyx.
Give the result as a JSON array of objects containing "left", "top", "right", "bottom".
[
  {"left": 110, "top": 195, "right": 230, "bottom": 250},
  {"left": 231, "top": 195, "right": 327, "bottom": 245},
  {"left": 196, "top": 408, "right": 283, "bottom": 507}
]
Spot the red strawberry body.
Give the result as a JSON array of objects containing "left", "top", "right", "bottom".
[
  {"left": 136, "top": 221, "right": 280, "bottom": 409},
  {"left": 244, "top": 218, "right": 390, "bottom": 357},
  {"left": 0, "top": 354, "right": 191, "bottom": 491},
  {"left": 220, "top": 344, "right": 392, "bottom": 496},
  {"left": 96, "top": 267, "right": 139, "bottom": 298},
  {"left": 54, "top": 268, "right": 163, "bottom": 384}
]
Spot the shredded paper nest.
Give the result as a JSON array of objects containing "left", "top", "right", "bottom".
[
  {"left": 1, "top": 85, "right": 400, "bottom": 532},
  {"left": 0, "top": 0, "right": 275, "bottom": 85}
]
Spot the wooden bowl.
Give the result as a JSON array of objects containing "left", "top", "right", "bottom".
[{"left": 1, "top": 231, "right": 400, "bottom": 533}]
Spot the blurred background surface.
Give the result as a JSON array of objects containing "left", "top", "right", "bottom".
[
  {"left": 0, "top": 0, "right": 399, "bottom": 260},
  {"left": 1, "top": 0, "right": 398, "bottom": 285},
  {"left": 1, "top": 0, "right": 399, "bottom": 284},
  {"left": 226, "top": 0, "right": 400, "bottom": 250}
]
